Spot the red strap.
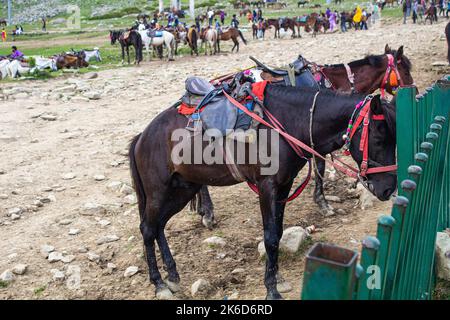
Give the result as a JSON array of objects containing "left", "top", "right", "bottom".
[{"left": 223, "top": 91, "right": 360, "bottom": 179}]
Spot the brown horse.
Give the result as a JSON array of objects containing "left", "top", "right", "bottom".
[
  {"left": 129, "top": 85, "right": 398, "bottom": 300},
  {"left": 218, "top": 27, "right": 247, "bottom": 52},
  {"left": 252, "top": 21, "right": 269, "bottom": 39},
  {"left": 186, "top": 26, "right": 199, "bottom": 56},
  {"left": 55, "top": 53, "right": 89, "bottom": 69},
  {"left": 280, "top": 18, "right": 297, "bottom": 38},
  {"left": 293, "top": 15, "right": 314, "bottom": 37},
  {"left": 193, "top": 45, "right": 414, "bottom": 226},
  {"left": 267, "top": 18, "right": 281, "bottom": 38}
]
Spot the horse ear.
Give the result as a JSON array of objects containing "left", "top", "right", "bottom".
[
  {"left": 396, "top": 45, "right": 404, "bottom": 60},
  {"left": 384, "top": 44, "right": 391, "bottom": 53}
]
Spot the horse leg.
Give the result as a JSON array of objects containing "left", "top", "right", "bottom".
[
  {"left": 121, "top": 45, "right": 125, "bottom": 64},
  {"left": 196, "top": 185, "right": 215, "bottom": 229},
  {"left": 313, "top": 158, "right": 335, "bottom": 216},
  {"left": 258, "top": 178, "right": 283, "bottom": 300},
  {"left": 126, "top": 46, "right": 130, "bottom": 64}
]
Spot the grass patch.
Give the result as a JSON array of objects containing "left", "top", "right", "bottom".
[
  {"left": 0, "top": 280, "right": 9, "bottom": 289},
  {"left": 34, "top": 285, "right": 46, "bottom": 296},
  {"left": 88, "top": 6, "right": 142, "bottom": 20}
]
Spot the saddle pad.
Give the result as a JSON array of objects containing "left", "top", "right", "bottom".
[
  {"left": 298, "top": 16, "right": 308, "bottom": 23},
  {"left": 120, "top": 31, "right": 131, "bottom": 41},
  {"left": 185, "top": 76, "right": 215, "bottom": 96},
  {"left": 200, "top": 96, "right": 238, "bottom": 138}
]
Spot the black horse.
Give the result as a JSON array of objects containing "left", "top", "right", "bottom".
[
  {"left": 129, "top": 86, "right": 397, "bottom": 300},
  {"left": 110, "top": 29, "right": 143, "bottom": 64}
]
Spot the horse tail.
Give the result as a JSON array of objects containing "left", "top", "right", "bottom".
[
  {"left": 135, "top": 32, "right": 144, "bottom": 62},
  {"left": 238, "top": 29, "right": 247, "bottom": 45},
  {"left": 129, "top": 134, "right": 146, "bottom": 222}
]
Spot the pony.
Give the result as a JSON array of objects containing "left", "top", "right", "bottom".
[
  {"left": 252, "top": 20, "right": 269, "bottom": 40},
  {"left": 186, "top": 26, "right": 199, "bottom": 56},
  {"left": 129, "top": 86, "right": 398, "bottom": 300},
  {"left": 0, "top": 60, "right": 10, "bottom": 79},
  {"left": 217, "top": 27, "right": 247, "bottom": 53},
  {"left": 280, "top": 18, "right": 298, "bottom": 38},
  {"left": 267, "top": 18, "right": 281, "bottom": 38},
  {"left": 110, "top": 30, "right": 143, "bottom": 65},
  {"left": 200, "top": 27, "right": 219, "bottom": 55},
  {"left": 82, "top": 48, "right": 102, "bottom": 62},
  {"left": 192, "top": 45, "right": 414, "bottom": 224},
  {"left": 7, "top": 60, "right": 30, "bottom": 78},
  {"left": 136, "top": 25, "right": 176, "bottom": 61},
  {"left": 55, "top": 53, "right": 88, "bottom": 69},
  {"left": 29, "top": 56, "right": 58, "bottom": 72}
]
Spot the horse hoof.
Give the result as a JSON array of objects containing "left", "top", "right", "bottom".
[
  {"left": 202, "top": 216, "right": 215, "bottom": 230},
  {"left": 164, "top": 279, "right": 181, "bottom": 293},
  {"left": 156, "top": 287, "right": 174, "bottom": 300},
  {"left": 266, "top": 291, "right": 283, "bottom": 300}
]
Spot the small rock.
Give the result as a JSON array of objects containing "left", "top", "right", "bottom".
[
  {"left": 7, "top": 253, "right": 18, "bottom": 261},
  {"left": 123, "top": 194, "right": 137, "bottom": 205},
  {"left": 50, "top": 269, "right": 65, "bottom": 281},
  {"left": 98, "top": 219, "right": 111, "bottom": 227},
  {"left": 119, "top": 184, "right": 134, "bottom": 195},
  {"left": 61, "top": 173, "right": 76, "bottom": 180},
  {"left": 83, "top": 91, "right": 101, "bottom": 100},
  {"left": 82, "top": 202, "right": 106, "bottom": 215},
  {"left": 12, "top": 264, "right": 28, "bottom": 275},
  {"left": 58, "top": 219, "right": 72, "bottom": 225},
  {"left": 156, "top": 288, "right": 174, "bottom": 300},
  {"left": 86, "top": 72, "right": 98, "bottom": 79},
  {"left": 228, "top": 291, "right": 239, "bottom": 300},
  {"left": 191, "top": 278, "right": 211, "bottom": 297},
  {"left": 33, "top": 200, "right": 44, "bottom": 207},
  {"left": 68, "top": 228, "right": 80, "bottom": 235},
  {"left": 128, "top": 236, "right": 135, "bottom": 242},
  {"left": 40, "top": 244, "right": 55, "bottom": 258},
  {"left": 107, "top": 263, "right": 117, "bottom": 271},
  {"left": 87, "top": 252, "right": 100, "bottom": 263},
  {"left": 432, "top": 61, "right": 448, "bottom": 67},
  {"left": 231, "top": 268, "right": 245, "bottom": 275},
  {"left": 10, "top": 213, "right": 20, "bottom": 220},
  {"left": 107, "top": 181, "right": 122, "bottom": 192},
  {"left": 48, "top": 251, "right": 63, "bottom": 262},
  {"left": 61, "top": 255, "right": 76, "bottom": 263},
  {"left": 325, "top": 195, "right": 342, "bottom": 203},
  {"left": 40, "top": 114, "right": 57, "bottom": 121},
  {"left": 8, "top": 207, "right": 22, "bottom": 216},
  {"left": 359, "top": 187, "right": 377, "bottom": 210},
  {"left": 42, "top": 186, "right": 53, "bottom": 192},
  {"left": 96, "top": 234, "right": 120, "bottom": 245},
  {"left": 203, "top": 236, "right": 226, "bottom": 247},
  {"left": 0, "top": 270, "right": 15, "bottom": 282},
  {"left": 0, "top": 194, "right": 8, "bottom": 199},
  {"left": 124, "top": 266, "right": 139, "bottom": 277},
  {"left": 93, "top": 174, "right": 106, "bottom": 181},
  {"left": 258, "top": 241, "right": 266, "bottom": 257}
]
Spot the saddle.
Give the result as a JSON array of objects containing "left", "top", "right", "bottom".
[
  {"left": 120, "top": 31, "right": 131, "bottom": 41},
  {"left": 250, "top": 55, "right": 319, "bottom": 89},
  {"left": 147, "top": 29, "right": 164, "bottom": 38}
]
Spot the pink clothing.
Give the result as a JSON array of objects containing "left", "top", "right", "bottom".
[{"left": 329, "top": 13, "right": 337, "bottom": 31}]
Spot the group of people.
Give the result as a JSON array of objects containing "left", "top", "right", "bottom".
[
  {"left": 1, "top": 25, "right": 24, "bottom": 42},
  {"left": 403, "top": 0, "right": 450, "bottom": 24}
]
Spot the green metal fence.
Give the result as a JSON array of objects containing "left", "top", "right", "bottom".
[{"left": 301, "top": 76, "right": 450, "bottom": 300}]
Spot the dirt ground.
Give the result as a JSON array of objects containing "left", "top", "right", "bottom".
[{"left": 0, "top": 19, "right": 449, "bottom": 300}]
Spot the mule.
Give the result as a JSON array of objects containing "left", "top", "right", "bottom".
[
  {"left": 217, "top": 27, "right": 247, "bottom": 53},
  {"left": 193, "top": 45, "right": 414, "bottom": 225},
  {"left": 186, "top": 26, "right": 199, "bottom": 56},
  {"left": 129, "top": 86, "right": 397, "bottom": 300},
  {"left": 110, "top": 30, "right": 143, "bottom": 65}
]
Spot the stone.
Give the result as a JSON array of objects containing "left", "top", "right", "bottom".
[
  {"left": 86, "top": 72, "right": 98, "bottom": 79},
  {"left": 106, "top": 263, "right": 117, "bottom": 271},
  {"left": 123, "top": 194, "right": 137, "bottom": 205},
  {"left": 431, "top": 61, "right": 448, "bottom": 67},
  {"left": 40, "top": 114, "right": 57, "bottom": 121},
  {"left": 98, "top": 219, "right": 111, "bottom": 227},
  {"left": 82, "top": 202, "right": 106, "bottom": 215},
  {"left": 68, "top": 228, "right": 80, "bottom": 235},
  {"left": 61, "top": 255, "right": 76, "bottom": 263},
  {"left": 34, "top": 200, "right": 44, "bottom": 207},
  {"left": 0, "top": 270, "right": 14, "bottom": 282},
  {"left": 8, "top": 207, "right": 22, "bottom": 216},
  {"left": 258, "top": 241, "right": 266, "bottom": 257},
  {"left": 58, "top": 219, "right": 72, "bottom": 225},
  {"left": 83, "top": 91, "right": 101, "bottom": 100},
  {"left": 10, "top": 213, "right": 20, "bottom": 220},
  {"left": 231, "top": 268, "right": 245, "bottom": 275},
  {"left": 203, "top": 236, "right": 226, "bottom": 247},
  {"left": 107, "top": 181, "right": 122, "bottom": 192},
  {"left": 359, "top": 187, "right": 377, "bottom": 210},
  {"left": 191, "top": 278, "right": 211, "bottom": 297},
  {"left": 124, "top": 266, "right": 139, "bottom": 277},
  {"left": 50, "top": 269, "right": 65, "bottom": 281},
  {"left": 228, "top": 291, "right": 239, "bottom": 300},
  {"left": 40, "top": 244, "right": 55, "bottom": 258},
  {"left": 87, "top": 252, "right": 100, "bottom": 263},
  {"left": 258, "top": 226, "right": 307, "bottom": 256},
  {"left": 61, "top": 173, "right": 76, "bottom": 180},
  {"left": 325, "top": 195, "right": 342, "bottom": 203},
  {"left": 0, "top": 194, "right": 8, "bottom": 199},
  {"left": 48, "top": 251, "right": 63, "bottom": 262},
  {"left": 12, "top": 264, "right": 28, "bottom": 275},
  {"left": 436, "top": 231, "right": 450, "bottom": 281},
  {"left": 119, "top": 184, "right": 134, "bottom": 195},
  {"left": 93, "top": 174, "right": 106, "bottom": 181},
  {"left": 96, "top": 235, "right": 120, "bottom": 245}
]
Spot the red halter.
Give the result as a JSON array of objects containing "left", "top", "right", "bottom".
[
  {"left": 347, "top": 100, "right": 397, "bottom": 177},
  {"left": 380, "top": 54, "right": 403, "bottom": 99}
]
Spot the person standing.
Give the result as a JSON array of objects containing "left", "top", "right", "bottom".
[
  {"left": 329, "top": 11, "right": 337, "bottom": 31},
  {"left": 220, "top": 11, "right": 225, "bottom": 24},
  {"left": 412, "top": 0, "right": 418, "bottom": 23},
  {"left": 403, "top": 0, "right": 412, "bottom": 24},
  {"left": 372, "top": 1, "right": 379, "bottom": 23},
  {"left": 207, "top": 8, "right": 214, "bottom": 26},
  {"left": 340, "top": 11, "right": 347, "bottom": 32},
  {"left": 1, "top": 28, "right": 6, "bottom": 42},
  {"left": 231, "top": 14, "right": 240, "bottom": 28},
  {"left": 439, "top": 0, "right": 445, "bottom": 16},
  {"left": 42, "top": 17, "right": 47, "bottom": 32}
]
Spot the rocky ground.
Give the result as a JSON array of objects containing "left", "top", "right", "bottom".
[{"left": 0, "top": 20, "right": 449, "bottom": 300}]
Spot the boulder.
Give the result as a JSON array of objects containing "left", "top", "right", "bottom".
[{"left": 191, "top": 278, "right": 211, "bottom": 297}]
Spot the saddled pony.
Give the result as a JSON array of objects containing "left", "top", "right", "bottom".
[
  {"left": 267, "top": 18, "right": 281, "bottom": 38},
  {"left": 217, "top": 27, "right": 247, "bottom": 53},
  {"left": 192, "top": 45, "right": 414, "bottom": 226},
  {"left": 110, "top": 29, "right": 143, "bottom": 64},
  {"left": 186, "top": 26, "right": 199, "bottom": 56},
  {"left": 252, "top": 20, "right": 269, "bottom": 40},
  {"left": 129, "top": 86, "right": 398, "bottom": 300},
  {"left": 280, "top": 18, "right": 298, "bottom": 38},
  {"left": 137, "top": 25, "right": 176, "bottom": 61},
  {"left": 293, "top": 15, "right": 314, "bottom": 37}
]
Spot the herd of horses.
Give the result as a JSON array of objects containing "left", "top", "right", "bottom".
[
  {"left": 128, "top": 44, "right": 415, "bottom": 300},
  {"left": 109, "top": 23, "right": 248, "bottom": 65}
]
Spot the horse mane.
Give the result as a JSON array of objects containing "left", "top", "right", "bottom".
[{"left": 325, "top": 52, "right": 412, "bottom": 71}]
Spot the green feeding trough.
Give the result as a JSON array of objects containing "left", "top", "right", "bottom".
[{"left": 301, "top": 243, "right": 358, "bottom": 300}]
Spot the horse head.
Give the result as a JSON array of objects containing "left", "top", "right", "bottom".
[
  {"left": 383, "top": 44, "right": 414, "bottom": 93},
  {"left": 346, "top": 95, "right": 397, "bottom": 201}
]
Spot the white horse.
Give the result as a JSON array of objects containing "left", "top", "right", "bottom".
[
  {"left": 203, "top": 28, "right": 219, "bottom": 55},
  {"left": 0, "top": 60, "right": 10, "bottom": 79},
  {"left": 30, "top": 56, "right": 58, "bottom": 71},
  {"left": 7, "top": 60, "right": 30, "bottom": 78},
  {"left": 83, "top": 48, "right": 102, "bottom": 62},
  {"left": 137, "top": 24, "right": 175, "bottom": 61}
]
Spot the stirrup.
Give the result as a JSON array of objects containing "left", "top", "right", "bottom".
[{"left": 186, "top": 113, "right": 202, "bottom": 133}]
